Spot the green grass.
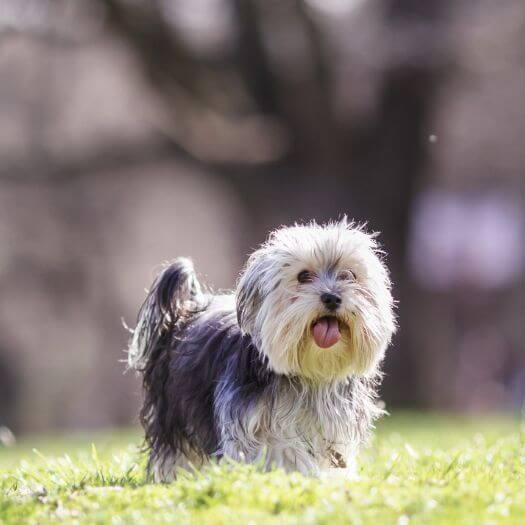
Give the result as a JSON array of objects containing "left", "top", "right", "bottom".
[{"left": 1, "top": 413, "right": 524, "bottom": 524}]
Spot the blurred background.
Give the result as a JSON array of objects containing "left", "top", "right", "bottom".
[{"left": 0, "top": 0, "right": 524, "bottom": 435}]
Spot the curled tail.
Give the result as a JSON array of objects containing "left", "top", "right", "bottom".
[{"left": 128, "top": 257, "right": 204, "bottom": 371}]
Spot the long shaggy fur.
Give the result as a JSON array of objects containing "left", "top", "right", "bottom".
[{"left": 129, "top": 219, "right": 396, "bottom": 480}]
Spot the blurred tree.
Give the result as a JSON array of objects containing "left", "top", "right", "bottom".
[
  {"left": 1, "top": 0, "right": 523, "bottom": 428},
  {"left": 99, "top": 0, "right": 452, "bottom": 404}
]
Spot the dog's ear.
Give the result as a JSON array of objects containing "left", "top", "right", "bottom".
[{"left": 236, "top": 251, "right": 269, "bottom": 334}]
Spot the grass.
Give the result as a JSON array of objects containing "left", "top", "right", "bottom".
[{"left": 1, "top": 413, "right": 524, "bottom": 524}]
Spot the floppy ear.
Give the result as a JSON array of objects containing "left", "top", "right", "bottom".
[{"left": 236, "top": 251, "right": 268, "bottom": 334}]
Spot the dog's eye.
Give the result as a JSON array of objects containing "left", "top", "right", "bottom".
[
  {"left": 337, "top": 269, "right": 356, "bottom": 282},
  {"left": 297, "top": 270, "right": 314, "bottom": 283}
]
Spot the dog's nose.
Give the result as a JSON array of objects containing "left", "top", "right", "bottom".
[{"left": 320, "top": 292, "right": 342, "bottom": 311}]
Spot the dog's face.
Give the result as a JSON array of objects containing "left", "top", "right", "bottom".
[{"left": 236, "top": 220, "right": 396, "bottom": 382}]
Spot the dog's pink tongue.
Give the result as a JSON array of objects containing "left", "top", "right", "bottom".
[{"left": 312, "top": 317, "right": 341, "bottom": 348}]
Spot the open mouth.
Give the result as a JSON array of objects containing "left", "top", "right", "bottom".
[{"left": 311, "top": 316, "right": 342, "bottom": 349}]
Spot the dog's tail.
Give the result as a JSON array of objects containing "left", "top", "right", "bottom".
[{"left": 128, "top": 257, "right": 205, "bottom": 371}]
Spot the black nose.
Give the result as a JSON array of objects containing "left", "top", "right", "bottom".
[{"left": 321, "top": 292, "right": 342, "bottom": 311}]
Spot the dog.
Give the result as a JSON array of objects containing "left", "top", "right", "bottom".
[{"left": 128, "top": 219, "right": 396, "bottom": 481}]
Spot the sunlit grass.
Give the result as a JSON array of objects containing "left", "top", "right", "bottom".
[{"left": 1, "top": 413, "right": 524, "bottom": 524}]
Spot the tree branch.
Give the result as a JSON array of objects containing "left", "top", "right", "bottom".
[{"left": 99, "top": 0, "right": 289, "bottom": 166}]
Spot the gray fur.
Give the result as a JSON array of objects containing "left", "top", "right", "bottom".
[{"left": 130, "top": 220, "right": 396, "bottom": 480}]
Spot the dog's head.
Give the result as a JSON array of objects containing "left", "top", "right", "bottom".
[{"left": 236, "top": 219, "right": 396, "bottom": 382}]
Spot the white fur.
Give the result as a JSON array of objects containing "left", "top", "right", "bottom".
[
  {"left": 225, "top": 219, "right": 396, "bottom": 474},
  {"left": 147, "top": 219, "right": 396, "bottom": 479},
  {"left": 216, "top": 376, "right": 382, "bottom": 476},
  {"left": 237, "top": 219, "right": 396, "bottom": 382}
]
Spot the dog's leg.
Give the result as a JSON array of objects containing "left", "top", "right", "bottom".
[
  {"left": 263, "top": 444, "right": 321, "bottom": 475},
  {"left": 149, "top": 445, "right": 207, "bottom": 482},
  {"left": 219, "top": 433, "right": 322, "bottom": 475},
  {"left": 149, "top": 451, "right": 178, "bottom": 482}
]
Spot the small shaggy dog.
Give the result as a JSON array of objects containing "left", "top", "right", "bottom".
[{"left": 128, "top": 219, "right": 396, "bottom": 480}]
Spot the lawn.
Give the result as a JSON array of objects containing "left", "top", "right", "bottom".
[{"left": 1, "top": 413, "right": 524, "bottom": 524}]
